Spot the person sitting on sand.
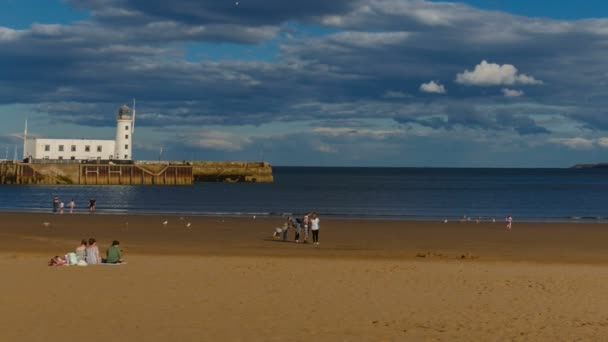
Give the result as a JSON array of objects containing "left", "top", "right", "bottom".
[
  {"left": 85, "top": 238, "right": 101, "bottom": 265},
  {"left": 75, "top": 239, "right": 87, "bottom": 262},
  {"left": 104, "top": 240, "right": 125, "bottom": 264}
]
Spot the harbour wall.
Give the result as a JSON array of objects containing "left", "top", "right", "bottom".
[{"left": 0, "top": 161, "right": 273, "bottom": 185}]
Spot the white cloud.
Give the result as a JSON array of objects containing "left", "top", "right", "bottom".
[
  {"left": 550, "top": 137, "right": 594, "bottom": 150},
  {"left": 597, "top": 138, "right": 608, "bottom": 148},
  {"left": 456, "top": 60, "right": 542, "bottom": 86},
  {"left": 186, "top": 131, "right": 253, "bottom": 152},
  {"left": 313, "top": 142, "right": 338, "bottom": 154},
  {"left": 419, "top": 80, "right": 446, "bottom": 94},
  {"left": 383, "top": 90, "right": 410, "bottom": 99},
  {"left": 502, "top": 88, "right": 524, "bottom": 97},
  {"left": 313, "top": 127, "right": 402, "bottom": 140},
  {"left": 0, "top": 27, "right": 21, "bottom": 41}
]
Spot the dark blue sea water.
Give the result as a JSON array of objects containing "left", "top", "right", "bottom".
[{"left": 1, "top": 167, "right": 608, "bottom": 222}]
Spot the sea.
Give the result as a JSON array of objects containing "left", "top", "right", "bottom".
[{"left": 1, "top": 167, "right": 608, "bottom": 222}]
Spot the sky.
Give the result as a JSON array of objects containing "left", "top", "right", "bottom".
[{"left": 1, "top": 1, "right": 608, "bottom": 167}]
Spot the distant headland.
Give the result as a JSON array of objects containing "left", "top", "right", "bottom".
[{"left": 570, "top": 163, "right": 608, "bottom": 169}]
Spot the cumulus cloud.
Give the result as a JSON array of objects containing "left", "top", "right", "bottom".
[
  {"left": 182, "top": 130, "right": 253, "bottom": 151},
  {"left": 550, "top": 137, "right": 595, "bottom": 150},
  {"left": 383, "top": 90, "right": 410, "bottom": 99},
  {"left": 419, "top": 81, "right": 446, "bottom": 94},
  {"left": 502, "top": 88, "right": 524, "bottom": 97},
  {"left": 456, "top": 60, "right": 542, "bottom": 86}
]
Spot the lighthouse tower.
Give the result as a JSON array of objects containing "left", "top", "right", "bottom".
[{"left": 114, "top": 101, "right": 135, "bottom": 160}]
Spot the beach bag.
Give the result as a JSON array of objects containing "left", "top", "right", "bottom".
[{"left": 66, "top": 252, "right": 78, "bottom": 265}]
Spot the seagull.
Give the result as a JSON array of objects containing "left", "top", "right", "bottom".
[
  {"left": 253, "top": 215, "right": 256, "bottom": 219},
  {"left": 443, "top": 219, "right": 448, "bottom": 223},
  {"left": 163, "top": 220, "right": 168, "bottom": 226},
  {"left": 179, "top": 217, "right": 184, "bottom": 220},
  {"left": 42, "top": 222, "right": 50, "bottom": 227},
  {"left": 186, "top": 222, "right": 191, "bottom": 228}
]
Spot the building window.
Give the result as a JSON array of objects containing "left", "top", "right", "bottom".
[
  {"left": 109, "top": 155, "right": 113, "bottom": 160},
  {"left": 85, "top": 145, "right": 90, "bottom": 152},
  {"left": 70, "top": 156, "right": 75, "bottom": 160},
  {"left": 58, "top": 145, "right": 64, "bottom": 152},
  {"left": 58, "top": 156, "right": 63, "bottom": 160},
  {"left": 124, "top": 144, "right": 129, "bottom": 150},
  {"left": 44, "top": 145, "right": 50, "bottom": 151},
  {"left": 124, "top": 154, "right": 128, "bottom": 159},
  {"left": 71, "top": 145, "right": 76, "bottom": 152},
  {"left": 97, "top": 145, "right": 102, "bottom": 152},
  {"left": 125, "top": 134, "right": 129, "bottom": 139},
  {"left": 125, "top": 125, "right": 129, "bottom": 131}
]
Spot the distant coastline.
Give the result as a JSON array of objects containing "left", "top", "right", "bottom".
[{"left": 570, "top": 163, "right": 608, "bottom": 169}]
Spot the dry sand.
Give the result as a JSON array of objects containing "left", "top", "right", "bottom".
[{"left": 1, "top": 213, "right": 608, "bottom": 341}]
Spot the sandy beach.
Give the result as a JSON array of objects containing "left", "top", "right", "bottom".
[{"left": 1, "top": 212, "right": 608, "bottom": 341}]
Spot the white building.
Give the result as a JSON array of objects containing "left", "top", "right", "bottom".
[{"left": 24, "top": 103, "right": 136, "bottom": 161}]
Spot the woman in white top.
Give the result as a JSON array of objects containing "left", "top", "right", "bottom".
[
  {"left": 311, "top": 212, "right": 320, "bottom": 245},
  {"left": 85, "top": 238, "right": 101, "bottom": 265}
]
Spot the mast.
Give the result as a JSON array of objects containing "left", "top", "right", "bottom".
[
  {"left": 22, "top": 118, "right": 28, "bottom": 160},
  {"left": 132, "top": 98, "right": 136, "bottom": 133}
]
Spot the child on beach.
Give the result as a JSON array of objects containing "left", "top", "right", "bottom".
[
  {"left": 59, "top": 201, "right": 64, "bottom": 215},
  {"left": 506, "top": 216, "right": 513, "bottom": 230},
  {"left": 88, "top": 198, "right": 96, "bottom": 213},
  {"left": 302, "top": 213, "right": 310, "bottom": 243},
  {"left": 69, "top": 199, "right": 75, "bottom": 214}
]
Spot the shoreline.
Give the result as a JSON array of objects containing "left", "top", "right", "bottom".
[{"left": 2, "top": 208, "right": 608, "bottom": 224}]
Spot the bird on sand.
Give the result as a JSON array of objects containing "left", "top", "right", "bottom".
[
  {"left": 163, "top": 220, "right": 168, "bottom": 226},
  {"left": 186, "top": 222, "right": 191, "bottom": 228},
  {"left": 42, "top": 222, "right": 50, "bottom": 227}
]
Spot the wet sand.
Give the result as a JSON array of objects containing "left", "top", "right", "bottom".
[{"left": 1, "top": 213, "right": 608, "bottom": 340}]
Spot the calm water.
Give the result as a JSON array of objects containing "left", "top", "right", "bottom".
[{"left": 1, "top": 167, "right": 608, "bottom": 222}]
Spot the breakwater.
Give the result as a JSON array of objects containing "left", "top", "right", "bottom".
[{"left": 0, "top": 161, "right": 273, "bottom": 185}]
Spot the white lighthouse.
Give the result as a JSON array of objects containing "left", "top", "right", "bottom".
[
  {"left": 114, "top": 101, "right": 135, "bottom": 160},
  {"left": 23, "top": 101, "right": 137, "bottom": 162}
]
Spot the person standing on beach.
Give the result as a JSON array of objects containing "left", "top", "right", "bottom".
[
  {"left": 59, "top": 201, "right": 65, "bottom": 215},
  {"left": 88, "top": 198, "right": 96, "bottom": 213},
  {"left": 69, "top": 199, "right": 75, "bottom": 214},
  {"left": 506, "top": 216, "right": 513, "bottom": 230},
  {"left": 52, "top": 196, "right": 59, "bottom": 214},
  {"left": 311, "top": 212, "right": 320, "bottom": 245},
  {"left": 302, "top": 213, "right": 310, "bottom": 243}
]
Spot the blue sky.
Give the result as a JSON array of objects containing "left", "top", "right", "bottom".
[{"left": 2, "top": 0, "right": 608, "bottom": 167}]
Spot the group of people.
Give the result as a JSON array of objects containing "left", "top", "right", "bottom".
[
  {"left": 273, "top": 212, "right": 321, "bottom": 245},
  {"left": 48, "top": 238, "right": 125, "bottom": 266},
  {"left": 52, "top": 196, "right": 97, "bottom": 214}
]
